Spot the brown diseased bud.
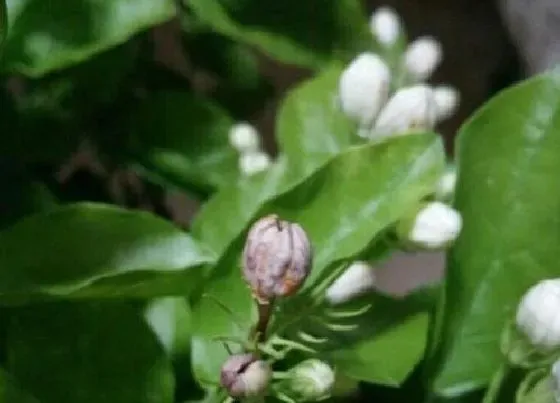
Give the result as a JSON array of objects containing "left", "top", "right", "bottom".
[
  {"left": 242, "top": 214, "right": 313, "bottom": 304},
  {"left": 220, "top": 353, "right": 272, "bottom": 398}
]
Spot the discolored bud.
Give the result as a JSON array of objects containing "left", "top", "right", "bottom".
[
  {"left": 220, "top": 353, "right": 272, "bottom": 398},
  {"left": 243, "top": 215, "right": 313, "bottom": 303}
]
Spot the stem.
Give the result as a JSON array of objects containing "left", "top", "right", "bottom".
[
  {"left": 254, "top": 299, "right": 274, "bottom": 343},
  {"left": 481, "top": 362, "right": 509, "bottom": 403}
]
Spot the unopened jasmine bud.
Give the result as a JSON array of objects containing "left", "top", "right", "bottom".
[
  {"left": 433, "top": 85, "right": 460, "bottom": 121},
  {"left": 370, "top": 7, "right": 401, "bottom": 46},
  {"left": 516, "top": 279, "right": 560, "bottom": 350},
  {"left": 372, "top": 85, "right": 437, "bottom": 138},
  {"left": 220, "top": 353, "right": 271, "bottom": 398},
  {"left": 229, "top": 122, "right": 260, "bottom": 153},
  {"left": 338, "top": 52, "right": 391, "bottom": 125},
  {"left": 435, "top": 165, "right": 457, "bottom": 202},
  {"left": 397, "top": 201, "right": 462, "bottom": 249},
  {"left": 243, "top": 215, "right": 313, "bottom": 303},
  {"left": 404, "top": 36, "right": 442, "bottom": 81},
  {"left": 326, "top": 261, "right": 376, "bottom": 305},
  {"left": 286, "top": 359, "right": 335, "bottom": 402},
  {"left": 239, "top": 151, "right": 271, "bottom": 176}
]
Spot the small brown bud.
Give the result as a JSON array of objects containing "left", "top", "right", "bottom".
[
  {"left": 220, "top": 353, "right": 271, "bottom": 398},
  {"left": 242, "top": 215, "right": 313, "bottom": 303}
]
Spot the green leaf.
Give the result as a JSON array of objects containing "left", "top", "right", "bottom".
[
  {"left": 0, "top": 368, "right": 41, "bottom": 403},
  {"left": 128, "top": 91, "right": 238, "bottom": 195},
  {"left": 430, "top": 70, "right": 560, "bottom": 397},
  {"left": 186, "top": 0, "right": 369, "bottom": 68},
  {"left": 278, "top": 291, "right": 432, "bottom": 386},
  {"left": 277, "top": 64, "right": 354, "bottom": 175},
  {"left": 0, "top": 203, "right": 215, "bottom": 302},
  {"left": 7, "top": 302, "right": 174, "bottom": 403},
  {"left": 191, "top": 134, "right": 445, "bottom": 385},
  {"left": 2, "top": 0, "right": 175, "bottom": 76},
  {"left": 192, "top": 66, "right": 356, "bottom": 255},
  {"left": 0, "top": 0, "right": 6, "bottom": 53}
]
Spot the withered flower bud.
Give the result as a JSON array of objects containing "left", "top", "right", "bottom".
[
  {"left": 242, "top": 215, "right": 313, "bottom": 303},
  {"left": 220, "top": 353, "right": 271, "bottom": 398}
]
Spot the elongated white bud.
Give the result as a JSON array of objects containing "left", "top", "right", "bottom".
[
  {"left": 516, "top": 279, "right": 560, "bottom": 350},
  {"left": 435, "top": 166, "right": 457, "bottom": 201},
  {"left": 370, "top": 7, "right": 401, "bottom": 46},
  {"left": 326, "top": 261, "right": 376, "bottom": 305},
  {"left": 239, "top": 151, "right": 271, "bottom": 176},
  {"left": 397, "top": 201, "right": 462, "bottom": 249},
  {"left": 338, "top": 52, "right": 391, "bottom": 125},
  {"left": 286, "top": 359, "right": 335, "bottom": 402},
  {"left": 433, "top": 85, "right": 460, "bottom": 122},
  {"left": 404, "top": 36, "right": 442, "bottom": 81},
  {"left": 229, "top": 122, "right": 260, "bottom": 153},
  {"left": 372, "top": 85, "right": 437, "bottom": 138}
]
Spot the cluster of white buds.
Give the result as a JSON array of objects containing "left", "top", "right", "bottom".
[
  {"left": 338, "top": 6, "right": 460, "bottom": 140},
  {"left": 325, "top": 261, "right": 376, "bottom": 305},
  {"left": 397, "top": 201, "right": 462, "bottom": 249},
  {"left": 228, "top": 122, "right": 272, "bottom": 177},
  {"left": 516, "top": 279, "right": 560, "bottom": 351}
]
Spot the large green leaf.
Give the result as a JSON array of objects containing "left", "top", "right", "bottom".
[
  {"left": 0, "top": 203, "right": 215, "bottom": 302},
  {"left": 128, "top": 92, "right": 238, "bottom": 195},
  {"left": 2, "top": 0, "right": 175, "bottom": 76},
  {"left": 186, "top": 0, "right": 369, "bottom": 68},
  {"left": 7, "top": 302, "right": 174, "bottom": 403},
  {"left": 0, "top": 368, "right": 40, "bottom": 403},
  {"left": 191, "top": 134, "right": 445, "bottom": 385},
  {"left": 192, "top": 66, "right": 355, "bottom": 255},
  {"left": 0, "top": 0, "right": 6, "bottom": 53},
  {"left": 430, "top": 71, "right": 560, "bottom": 396}
]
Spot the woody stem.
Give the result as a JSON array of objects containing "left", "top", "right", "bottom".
[{"left": 254, "top": 299, "right": 274, "bottom": 343}]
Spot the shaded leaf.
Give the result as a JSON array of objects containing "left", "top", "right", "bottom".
[
  {"left": 430, "top": 70, "right": 560, "bottom": 396},
  {"left": 128, "top": 92, "right": 238, "bottom": 195},
  {"left": 0, "top": 368, "right": 40, "bottom": 403},
  {"left": 7, "top": 302, "right": 174, "bottom": 403},
  {"left": 2, "top": 0, "right": 175, "bottom": 76},
  {"left": 0, "top": 203, "right": 214, "bottom": 302},
  {"left": 186, "top": 0, "right": 369, "bottom": 68}
]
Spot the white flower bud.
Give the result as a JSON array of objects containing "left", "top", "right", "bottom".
[
  {"left": 338, "top": 52, "right": 391, "bottom": 125},
  {"left": 229, "top": 122, "right": 260, "bottom": 153},
  {"left": 372, "top": 85, "right": 437, "bottom": 138},
  {"left": 239, "top": 151, "right": 271, "bottom": 176},
  {"left": 286, "top": 359, "right": 335, "bottom": 402},
  {"left": 398, "top": 201, "right": 462, "bottom": 249},
  {"left": 326, "top": 261, "right": 376, "bottom": 305},
  {"left": 370, "top": 7, "right": 401, "bottom": 46},
  {"left": 433, "top": 85, "right": 460, "bottom": 122},
  {"left": 516, "top": 279, "right": 560, "bottom": 350},
  {"left": 435, "top": 166, "right": 457, "bottom": 201},
  {"left": 404, "top": 36, "right": 442, "bottom": 81}
]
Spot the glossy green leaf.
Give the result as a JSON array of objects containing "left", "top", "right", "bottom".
[
  {"left": 7, "top": 302, "right": 174, "bottom": 403},
  {"left": 186, "top": 0, "right": 369, "bottom": 68},
  {"left": 0, "top": 203, "right": 214, "bottom": 302},
  {"left": 193, "top": 66, "right": 356, "bottom": 255},
  {"left": 191, "top": 134, "right": 445, "bottom": 385},
  {"left": 431, "top": 70, "right": 560, "bottom": 396},
  {"left": 2, "top": 0, "right": 175, "bottom": 76},
  {"left": 0, "top": 0, "right": 6, "bottom": 53},
  {"left": 277, "top": 64, "right": 354, "bottom": 175},
  {"left": 128, "top": 92, "right": 238, "bottom": 195}
]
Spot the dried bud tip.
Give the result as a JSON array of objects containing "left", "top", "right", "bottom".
[
  {"left": 243, "top": 215, "right": 313, "bottom": 303},
  {"left": 220, "top": 353, "right": 271, "bottom": 398}
]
